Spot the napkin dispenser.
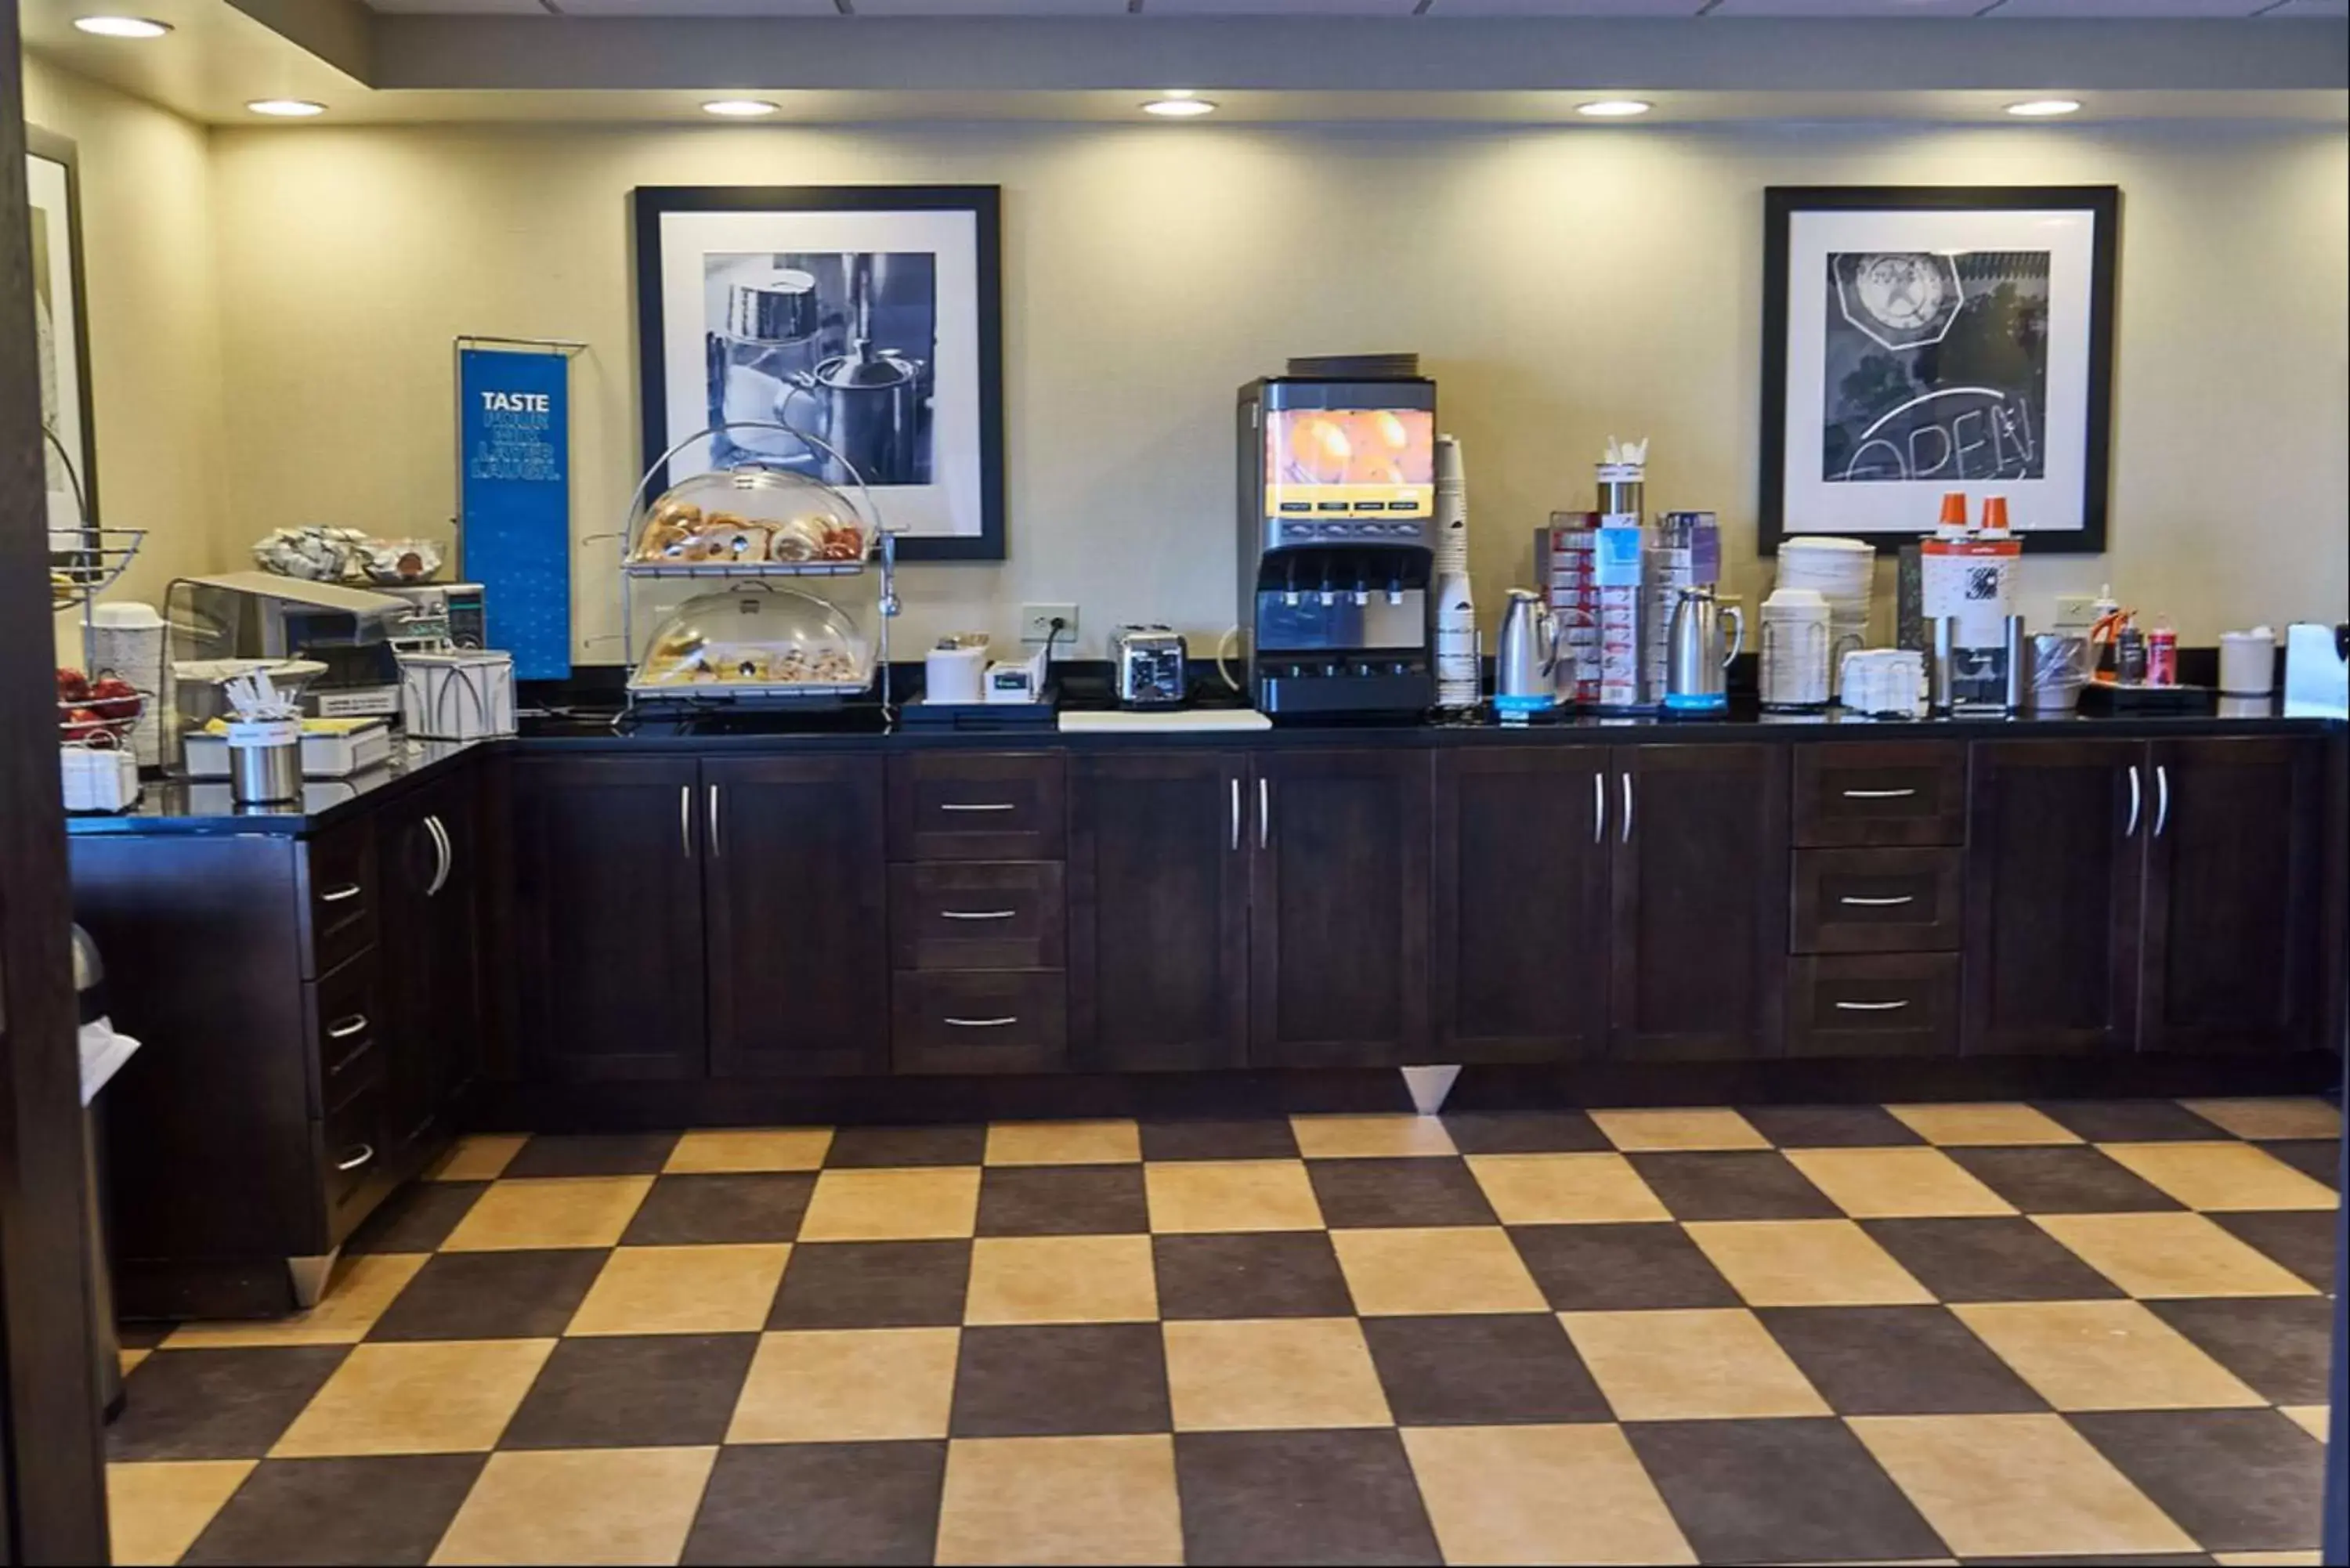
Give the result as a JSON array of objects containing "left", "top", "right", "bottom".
[
  {"left": 2281, "top": 623, "right": 2348, "bottom": 719},
  {"left": 399, "top": 650, "right": 516, "bottom": 739}
]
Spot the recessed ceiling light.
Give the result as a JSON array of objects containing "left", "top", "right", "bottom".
[
  {"left": 1142, "top": 97, "right": 1217, "bottom": 118},
  {"left": 72, "top": 16, "right": 172, "bottom": 38},
  {"left": 1576, "top": 99, "right": 1653, "bottom": 119},
  {"left": 703, "top": 99, "right": 779, "bottom": 118},
  {"left": 2005, "top": 99, "right": 2083, "bottom": 118},
  {"left": 247, "top": 99, "right": 327, "bottom": 117}
]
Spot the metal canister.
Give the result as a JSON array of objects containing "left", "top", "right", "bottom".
[
  {"left": 2115, "top": 626, "right": 2149, "bottom": 685},
  {"left": 228, "top": 725, "right": 302, "bottom": 806},
  {"left": 2004, "top": 615, "right": 2028, "bottom": 712},
  {"left": 1595, "top": 463, "right": 1643, "bottom": 525},
  {"left": 1928, "top": 616, "right": 1955, "bottom": 713}
]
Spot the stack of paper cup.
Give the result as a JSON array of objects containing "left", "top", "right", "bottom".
[{"left": 1777, "top": 537, "right": 1873, "bottom": 697}]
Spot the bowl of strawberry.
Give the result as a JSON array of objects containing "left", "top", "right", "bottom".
[{"left": 57, "top": 667, "right": 142, "bottom": 746}]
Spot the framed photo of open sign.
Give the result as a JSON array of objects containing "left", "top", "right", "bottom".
[{"left": 1759, "top": 186, "right": 2119, "bottom": 555}]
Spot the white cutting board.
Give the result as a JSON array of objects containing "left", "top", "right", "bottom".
[{"left": 1058, "top": 710, "right": 1272, "bottom": 733}]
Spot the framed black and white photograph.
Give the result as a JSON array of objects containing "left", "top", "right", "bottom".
[
  {"left": 27, "top": 126, "right": 99, "bottom": 547},
  {"left": 633, "top": 185, "right": 1004, "bottom": 562},
  {"left": 1760, "top": 186, "right": 2118, "bottom": 555}
]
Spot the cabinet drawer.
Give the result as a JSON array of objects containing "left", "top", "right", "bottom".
[
  {"left": 1792, "top": 848, "right": 1963, "bottom": 954},
  {"left": 891, "top": 862, "right": 1065, "bottom": 970},
  {"left": 1794, "top": 743, "right": 1967, "bottom": 847},
  {"left": 306, "top": 821, "right": 378, "bottom": 976},
  {"left": 320, "top": 1075, "right": 390, "bottom": 1240},
  {"left": 892, "top": 970, "right": 1067, "bottom": 1075},
  {"left": 889, "top": 753, "right": 1065, "bottom": 862},
  {"left": 311, "top": 954, "right": 384, "bottom": 1115},
  {"left": 1787, "top": 954, "right": 1959, "bottom": 1057}
]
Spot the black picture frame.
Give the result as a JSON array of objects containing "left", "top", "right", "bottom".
[
  {"left": 631, "top": 184, "right": 1005, "bottom": 562},
  {"left": 26, "top": 125, "right": 100, "bottom": 533},
  {"left": 1759, "top": 184, "right": 2119, "bottom": 557}
]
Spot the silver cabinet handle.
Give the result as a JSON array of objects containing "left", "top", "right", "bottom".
[
  {"left": 320, "top": 883, "right": 363, "bottom": 904},
  {"left": 2154, "top": 764, "right": 2170, "bottom": 838},
  {"left": 327, "top": 1014, "right": 368, "bottom": 1040},
  {"left": 1841, "top": 787, "right": 1917, "bottom": 800},
  {"left": 1231, "top": 778, "right": 1242, "bottom": 852},
  {"left": 1835, "top": 999, "right": 1911, "bottom": 1013},
  {"left": 941, "top": 801, "right": 1016, "bottom": 813},
  {"left": 708, "top": 783, "right": 722, "bottom": 859},
  {"left": 939, "top": 909, "right": 1017, "bottom": 922},
  {"left": 2125, "top": 764, "right": 2142, "bottom": 839},
  {"left": 680, "top": 784, "right": 693, "bottom": 859},
  {"left": 1839, "top": 894, "right": 1917, "bottom": 908},
  {"left": 424, "top": 815, "right": 452, "bottom": 898},
  {"left": 944, "top": 1016, "right": 1019, "bottom": 1028},
  {"left": 334, "top": 1143, "right": 375, "bottom": 1172},
  {"left": 327, "top": 1042, "right": 369, "bottom": 1078},
  {"left": 1593, "top": 770, "right": 1604, "bottom": 844},
  {"left": 1259, "top": 777, "right": 1271, "bottom": 851},
  {"left": 1620, "top": 772, "right": 1634, "bottom": 844}
]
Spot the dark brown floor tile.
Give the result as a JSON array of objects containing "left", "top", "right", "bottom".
[
  {"left": 1946, "top": 1147, "right": 2186, "bottom": 1216},
  {"left": 1739, "top": 1104, "right": 1926, "bottom": 1148},
  {"left": 768, "top": 1241, "right": 971, "bottom": 1329},
  {"left": 1307, "top": 1158, "right": 1497, "bottom": 1228},
  {"left": 179, "top": 1454, "right": 484, "bottom": 1566},
  {"left": 108, "top": 1346, "right": 349, "bottom": 1461},
  {"left": 1436, "top": 1109, "right": 1610, "bottom": 1154},
  {"left": 2070, "top": 1409, "right": 2326, "bottom": 1555},
  {"left": 500, "top": 1132, "right": 678, "bottom": 1178},
  {"left": 1757, "top": 1305, "right": 2048, "bottom": 1415},
  {"left": 1509, "top": 1223, "right": 1742, "bottom": 1312},
  {"left": 117, "top": 1321, "right": 172, "bottom": 1349},
  {"left": 1860, "top": 1217, "right": 2128, "bottom": 1302},
  {"left": 2146, "top": 1296, "right": 2337, "bottom": 1405},
  {"left": 949, "top": 1323, "right": 1170, "bottom": 1437},
  {"left": 2254, "top": 1138, "right": 2341, "bottom": 1189},
  {"left": 2039, "top": 1100, "right": 2234, "bottom": 1143},
  {"left": 2210, "top": 1210, "right": 2340, "bottom": 1292},
  {"left": 976, "top": 1165, "right": 1150, "bottom": 1237},
  {"left": 1175, "top": 1429, "right": 1441, "bottom": 1567},
  {"left": 500, "top": 1334, "right": 757, "bottom": 1450},
  {"left": 1957, "top": 1555, "right": 2214, "bottom": 1566},
  {"left": 825, "top": 1125, "right": 987, "bottom": 1169},
  {"left": 364, "top": 1248, "right": 607, "bottom": 1341},
  {"left": 1625, "top": 1417, "right": 1947, "bottom": 1565},
  {"left": 1626, "top": 1151, "right": 1841, "bottom": 1222},
  {"left": 1152, "top": 1232, "right": 1356, "bottom": 1320},
  {"left": 620, "top": 1173, "right": 815, "bottom": 1245},
  {"left": 342, "top": 1181, "right": 488, "bottom": 1255},
  {"left": 682, "top": 1441, "right": 946, "bottom": 1566},
  {"left": 1138, "top": 1118, "right": 1300, "bottom": 1162},
  {"left": 1361, "top": 1313, "right": 1610, "bottom": 1425}
]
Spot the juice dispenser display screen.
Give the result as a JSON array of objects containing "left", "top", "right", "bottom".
[{"left": 1264, "top": 408, "right": 1435, "bottom": 520}]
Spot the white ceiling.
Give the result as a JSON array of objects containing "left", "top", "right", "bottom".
[{"left": 357, "top": 0, "right": 2350, "bottom": 13}]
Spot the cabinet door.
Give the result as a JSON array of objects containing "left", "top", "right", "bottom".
[
  {"left": 705, "top": 755, "right": 888, "bottom": 1078},
  {"left": 1610, "top": 744, "right": 1789, "bottom": 1060},
  {"left": 1068, "top": 752, "right": 1249, "bottom": 1072},
  {"left": 375, "top": 775, "right": 480, "bottom": 1160},
  {"left": 1433, "top": 746, "right": 1611, "bottom": 1062},
  {"left": 2142, "top": 737, "right": 2324, "bottom": 1055},
  {"left": 1963, "top": 740, "right": 2144, "bottom": 1057},
  {"left": 510, "top": 756, "right": 707, "bottom": 1082},
  {"left": 1249, "top": 750, "right": 1432, "bottom": 1068}
]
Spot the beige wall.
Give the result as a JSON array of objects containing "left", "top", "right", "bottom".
[
  {"left": 177, "top": 115, "right": 2350, "bottom": 662},
  {"left": 21, "top": 57, "right": 225, "bottom": 659}
]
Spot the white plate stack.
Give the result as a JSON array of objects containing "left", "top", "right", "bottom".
[{"left": 1777, "top": 537, "right": 1874, "bottom": 697}]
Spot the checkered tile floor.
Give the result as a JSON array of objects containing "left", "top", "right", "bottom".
[{"left": 108, "top": 1097, "right": 2341, "bottom": 1566}]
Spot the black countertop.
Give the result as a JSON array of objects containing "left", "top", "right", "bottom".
[{"left": 64, "top": 699, "right": 2343, "bottom": 838}]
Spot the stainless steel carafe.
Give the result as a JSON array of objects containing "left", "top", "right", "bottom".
[
  {"left": 1664, "top": 586, "right": 1743, "bottom": 714},
  {"left": 1495, "top": 590, "right": 1560, "bottom": 717}
]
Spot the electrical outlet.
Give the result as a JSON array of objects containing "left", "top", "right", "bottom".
[
  {"left": 2054, "top": 594, "right": 2099, "bottom": 627},
  {"left": 1020, "top": 603, "right": 1078, "bottom": 644}
]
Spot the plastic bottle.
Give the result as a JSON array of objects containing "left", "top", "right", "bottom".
[{"left": 1433, "top": 435, "right": 1479, "bottom": 710}]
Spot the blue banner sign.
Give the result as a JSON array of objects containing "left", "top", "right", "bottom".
[{"left": 459, "top": 348, "right": 571, "bottom": 681}]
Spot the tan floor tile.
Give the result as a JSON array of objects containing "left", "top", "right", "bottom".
[
  {"left": 567, "top": 1243, "right": 791, "bottom": 1336},
  {"left": 1164, "top": 1317, "right": 1392, "bottom": 1431},
  {"left": 936, "top": 1435, "right": 1181, "bottom": 1566},
  {"left": 2182, "top": 1097, "right": 2343, "bottom": 1141},
  {"left": 1886, "top": 1103, "right": 2081, "bottom": 1146},
  {"left": 2034, "top": 1211, "right": 2320, "bottom": 1299},
  {"left": 1589, "top": 1108, "right": 1769, "bottom": 1152},
  {"left": 429, "top": 1445, "right": 717, "bottom": 1566},
  {"left": 797, "top": 1167, "right": 981, "bottom": 1242},
  {"left": 2099, "top": 1141, "right": 2338, "bottom": 1212},
  {"left": 1783, "top": 1147, "right": 2017, "bottom": 1219},
  {"left": 1144, "top": 1159, "right": 1323, "bottom": 1234},
  {"left": 272, "top": 1339, "right": 555, "bottom": 1457},
  {"left": 1466, "top": 1152, "right": 1672, "bottom": 1225},
  {"left": 2214, "top": 1552, "right": 2326, "bottom": 1566},
  {"left": 2280, "top": 1404, "right": 2330, "bottom": 1440},
  {"left": 107, "top": 1460, "right": 255, "bottom": 1567},
  {"left": 1560, "top": 1307, "right": 1830, "bottom": 1422},
  {"left": 426, "top": 1133, "right": 530, "bottom": 1182},
  {"left": 120, "top": 1347, "right": 150, "bottom": 1377},
  {"left": 1952, "top": 1300, "right": 2265, "bottom": 1411},
  {"left": 1330, "top": 1226, "right": 1547, "bottom": 1315},
  {"left": 985, "top": 1119, "right": 1141, "bottom": 1166},
  {"left": 1850, "top": 1413, "right": 2196, "bottom": 1559},
  {"left": 663, "top": 1127, "right": 832, "bottom": 1173},
  {"left": 439, "top": 1176, "right": 653, "bottom": 1252},
  {"left": 163, "top": 1254, "right": 427, "bottom": 1348},
  {"left": 1403, "top": 1424, "right": 1697, "bottom": 1566},
  {"left": 966, "top": 1235, "right": 1158, "bottom": 1324},
  {"left": 727, "top": 1328, "right": 959, "bottom": 1443},
  {"left": 1289, "top": 1113, "right": 1459, "bottom": 1158},
  {"left": 1684, "top": 1220, "right": 1935, "bottom": 1307}
]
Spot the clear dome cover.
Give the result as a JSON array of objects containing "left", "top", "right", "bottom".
[
  {"left": 635, "top": 583, "right": 872, "bottom": 692},
  {"left": 630, "top": 465, "right": 869, "bottom": 566}
]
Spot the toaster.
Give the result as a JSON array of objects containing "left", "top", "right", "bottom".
[{"left": 1112, "top": 626, "right": 1188, "bottom": 708}]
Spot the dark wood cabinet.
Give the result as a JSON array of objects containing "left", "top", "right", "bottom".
[
  {"left": 510, "top": 754, "right": 707, "bottom": 1082},
  {"left": 1068, "top": 751, "right": 1249, "bottom": 1072},
  {"left": 1611, "top": 744, "right": 1789, "bottom": 1060},
  {"left": 2140, "top": 736, "right": 2324, "bottom": 1055},
  {"left": 705, "top": 755, "right": 889, "bottom": 1078},
  {"left": 1249, "top": 750, "right": 1431, "bottom": 1068},
  {"left": 1963, "top": 739, "right": 2144, "bottom": 1056},
  {"left": 376, "top": 772, "right": 481, "bottom": 1159},
  {"left": 1433, "top": 746, "right": 1611, "bottom": 1062}
]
